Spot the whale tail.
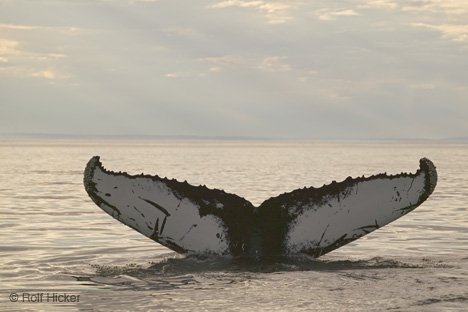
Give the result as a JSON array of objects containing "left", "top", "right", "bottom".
[{"left": 84, "top": 157, "right": 437, "bottom": 258}]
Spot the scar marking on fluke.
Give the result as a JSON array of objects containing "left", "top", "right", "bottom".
[
  {"left": 160, "top": 215, "right": 168, "bottom": 235},
  {"left": 139, "top": 197, "right": 171, "bottom": 217},
  {"left": 316, "top": 224, "right": 330, "bottom": 247},
  {"left": 150, "top": 218, "right": 160, "bottom": 239},
  {"left": 180, "top": 224, "right": 198, "bottom": 241}
]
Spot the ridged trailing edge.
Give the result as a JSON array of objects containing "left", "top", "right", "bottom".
[{"left": 84, "top": 157, "right": 437, "bottom": 258}]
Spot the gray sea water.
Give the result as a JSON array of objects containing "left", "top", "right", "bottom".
[{"left": 1, "top": 140, "right": 467, "bottom": 311}]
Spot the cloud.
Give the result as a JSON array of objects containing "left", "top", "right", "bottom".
[
  {"left": 0, "top": 39, "right": 19, "bottom": 55},
  {"left": 1, "top": 0, "right": 467, "bottom": 139},
  {"left": 209, "top": 66, "right": 222, "bottom": 72},
  {"left": 204, "top": 55, "right": 292, "bottom": 73},
  {"left": 99, "top": 0, "right": 159, "bottom": 3},
  {"left": 130, "top": 0, "right": 159, "bottom": 2},
  {"left": 257, "top": 56, "right": 291, "bottom": 72},
  {"left": 360, "top": 0, "right": 398, "bottom": 10},
  {"left": 31, "top": 70, "right": 58, "bottom": 80},
  {"left": 164, "top": 71, "right": 205, "bottom": 78},
  {"left": 0, "top": 23, "right": 82, "bottom": 34},
  {"left": 209, "top": 0, "right": 293, "bottom": 24},
  {"left": 162, "top": 27, "right": 203, "bottom": 39},
  {"left": 0, "top": 23, "right": 39, "bottom": 31},
  {"left": 0, "top": 65, "right": 67, "bottom": 80},
  {"left": 360, "top": 1, "right": 468, "bottom": 44},
  {"left": 413, "top": 23, "right": 468, "bottom": 42},
  {"left": 203, "top": 55, "right": 246, "bottom": 72},
  {"left": 402, "top": 1, "right": 468, "bottom": 15},
  {"left": 38, "top": 53, "right": 66, "bottom": 60},
  {"left": 361, "top": 0, "right": 468, "bottom": 15},
  {"left": 0, "top": 35, "right": 68, "bottom": 80},
  {"left": 316, "top": 9, "right": 360, "bottom": 21},
  {"left": 410, "top": 83, "right": 436, "bottom": 90}
]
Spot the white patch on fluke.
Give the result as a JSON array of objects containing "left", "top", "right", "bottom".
[
  {"left": 90, "top": 166, "right": 229, "bottom": 254},
  {"left": 285, "top": 174, "right": 426, "bottom": 254}
]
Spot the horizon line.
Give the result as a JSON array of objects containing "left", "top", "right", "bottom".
[{"left": 1, "top": 132, "right": 467, "bottom": 142}]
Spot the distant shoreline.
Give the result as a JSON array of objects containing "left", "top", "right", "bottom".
[{"left": 0, "top": 133, "right": 467, "bottom": 143}]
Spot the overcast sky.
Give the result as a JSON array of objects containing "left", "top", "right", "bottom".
[{"left": 1, "top": 0, "right": 467, "bottom": 139}]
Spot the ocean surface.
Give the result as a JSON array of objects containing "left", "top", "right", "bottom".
[{"left": 1, "top": 140, "right": 467, "bottom": 311}]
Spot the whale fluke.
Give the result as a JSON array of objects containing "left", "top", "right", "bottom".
[{"left": 84, "top": 157, "right": 437, "bottom": 258}]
